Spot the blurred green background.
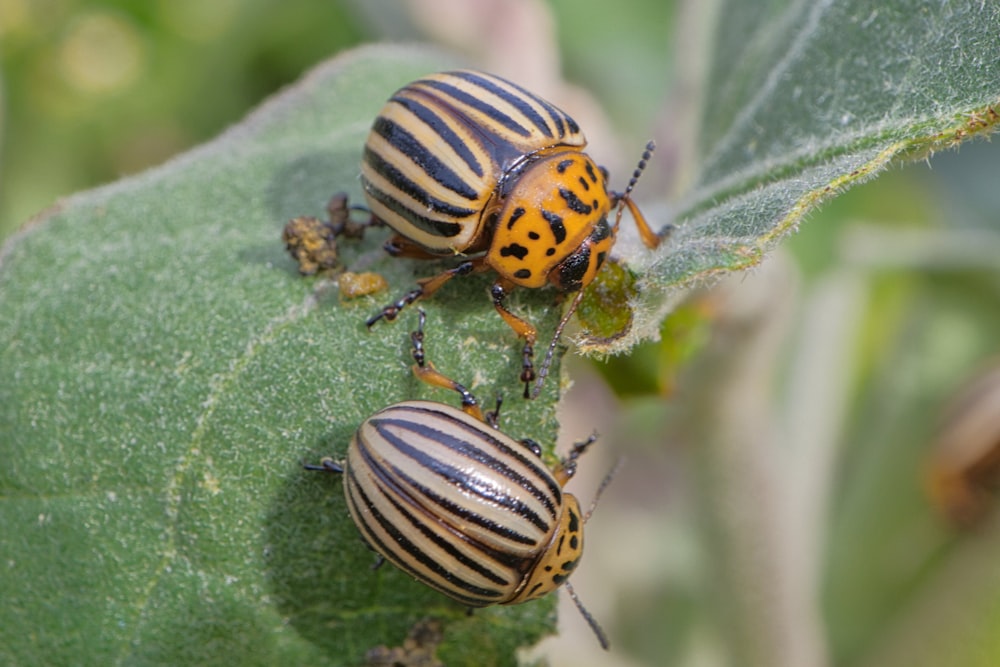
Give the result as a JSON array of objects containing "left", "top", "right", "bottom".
[
  {"left": 0, "top": 0, "right": 365, "bottom": 238},
  {"left": 4, "top": 2, "right": 1000, "bottom": 667},
  {"left": 0, "top": 0, "right": 673, "bottom": 240}
]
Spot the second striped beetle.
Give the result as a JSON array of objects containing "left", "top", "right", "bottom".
[{"left": 306, "top": 311, "right": 613, "bottom": 649}]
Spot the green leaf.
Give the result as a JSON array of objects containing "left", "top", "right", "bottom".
[
  {"left": 0, "top": 45, "right": 563, "bottom": 667},
  {"left": 596, "top": 0, "right": 1000, "bottom": 353}
]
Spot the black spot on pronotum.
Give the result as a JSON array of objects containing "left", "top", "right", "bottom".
[
  {"left": 506, "top": 206, "right": 526, "bottom": 229},
  {"left": 541, "top": 209, "right": 567, "bottom": 245},
  {"left": 546, "top": 247, "right": 556, "bottom": 256},
  {"left": 584, "top": 162, "right": 598, "bottom": 183},
  {"left": 528, "top": 231, "right": 540, "bottom": 240},
  {"left": 557, "top": 158, "right": 574, "bottom": 173},
  {"left": 559, "top": 187, "right": 592, "bottom": 215},
  {"left": 499, "top": 243, "right": 529, "bottom": 260},
  {"left": 578, "top": 176, "right": 590, "bottom": 191},
  {"left": 514, "top": 269, "right": 531, "bottom": 280}
]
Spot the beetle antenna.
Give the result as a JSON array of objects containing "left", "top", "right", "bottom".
[
  {"left": 531, "top": 143, "right": 658, "bottom": 400},
  {"left": 565, "top": 580, "right": 610, "bottom": 650},
  {"left": 562, "top": 455, "right": 621, "bottom": 650},
  {"left": 613, "top": 140, "right": 655, "bottom": 233},
  {"left": 585, "top": 457, "right": 623, "bottom": 523},
  {"left": 530, "top": 289, "right": 585, "bottom": 400}
]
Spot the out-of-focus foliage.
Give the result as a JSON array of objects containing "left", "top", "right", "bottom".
[{"left": 0, "top": 0, "right": 366, "bottom": 239}]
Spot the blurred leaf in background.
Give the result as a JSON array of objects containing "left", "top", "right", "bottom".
[{"left": 0, "top": 0, "right": 366, "bottom": 239}]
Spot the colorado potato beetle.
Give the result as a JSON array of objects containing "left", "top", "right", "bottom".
[
  {"left": 358, "top": 70, "right": 665, "bottom": 397},
  {"left": 307, "top": 311, "right": 612, "bottom": 649}
]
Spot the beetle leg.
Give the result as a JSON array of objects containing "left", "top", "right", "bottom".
[
  {"left": 612, "top": 193, "right": 666, "bottom": 249},
  {"left": 302, "top": 457, "right": 344, "bottom": 474},
  {"left": 552, "top": 432, "right": 600, "bottom": 486},
  {"left": 382, "top": 234, "right": 445, "bottom": 259},
  {"left": 325, "top": 192, "right": 381, "bottom": 239},
  {"left": 366, "top": 260, "right": 480, "bottom": 327},
  {"left": 366, "top": 286, "right": 423, "bottom": 327},
  {"left": 490, "top": 279, "right": 537, "bottom": 399},
  {"left": 484, "top": 394, "right": 503, "bottom": 430},
  {"left": 409, "top": 310, "right": 487, "bottom": 423}
]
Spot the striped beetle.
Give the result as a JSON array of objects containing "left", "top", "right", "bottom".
[
  {"left": 358, "top": 70, "right": 664, "bottom": 397},
  {"left": 307, "top": 311, "right": 611, "bottom": 649}
]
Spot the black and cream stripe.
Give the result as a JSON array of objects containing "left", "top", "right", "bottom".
[
  {"left": 343, "top": 400, "right": 565, "bottom": 606},
  {"left": 360, "top": 70, "right": 587, "bottom": 254}
]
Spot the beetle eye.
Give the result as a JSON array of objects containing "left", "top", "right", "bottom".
[
  {"left": 590, "top": 216, "right": 611, "bottom": 242},
  {"left": 553, "top": 245, "right": 591, "bottom": 292}
]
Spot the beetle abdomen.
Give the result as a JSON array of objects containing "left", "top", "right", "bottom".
[
  {"left": 343, "top": 400, "right": 564, "bottom": 606},
  {"left": 360, "top": 70, "right": 587, "bottom": 254}
]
